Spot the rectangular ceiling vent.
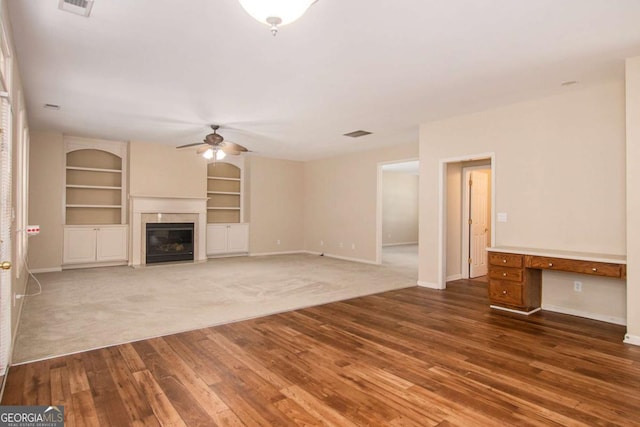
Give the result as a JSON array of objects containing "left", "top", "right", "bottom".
[
  {"left": 58, "top": 0, "right": 95, "bottom": 17},
  {"left": 343, "top": 130, "right": 372, "bottom": 138}
]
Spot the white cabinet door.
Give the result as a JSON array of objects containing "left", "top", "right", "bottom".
[
  {"left": 63, "top": 227, "right": 97, "bottom": 264},
  {"left": 227, "top": 224, "right": 249, "bottom": 253},
  {"left": 207, "top": 224, "right": 228, "bottom": 255},
  {"left": 96, "top": 226, "right": 128, "bottom": 261}
]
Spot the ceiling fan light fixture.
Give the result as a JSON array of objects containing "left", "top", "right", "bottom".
[
  {"left": 216, "top": 150, "right": 226, "bottom": 160},
  {"left": 239, "top": 0, "right": 315, "bottom": 35},
  {"left": 203, "top": 148, "right": 214, "bottom": 160}
]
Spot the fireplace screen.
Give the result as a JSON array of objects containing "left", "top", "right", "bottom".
[{"left": 145, "top": 222, "right": 194, "bottom": 264}]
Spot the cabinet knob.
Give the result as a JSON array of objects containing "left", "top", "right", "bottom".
[
  {"left": 1, "top": 261, "right": 11, "bottom": 270},
  {"left": 502, "top": 273, "right": 507, "bottom": 277},
  {"left": 502, "top": 290, "right": 507, "bottom": 295},
  {"left": 548, "top": 263, "right": 553, "bottom": 267},
  {"left": 502, "top": 259, "right": 507, "bottom": 263},
  {"left": 592, "top": 267, "right": 597, "bottom": 272}
]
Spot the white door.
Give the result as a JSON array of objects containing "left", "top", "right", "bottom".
[
  {"left": 469, "top": 171, "right": 489, "bottom": 278},
  {"left": 227, "top": 224, "right": 249, "bottom": 253},
  {"left": 63, "top": 227, "right": 97, "bottom": 264},
  {"left": 206, "top": 224, "right": 228, "bottom": 254},
  {"left": 96, "top": 226, "right": 128, "bottom": 261},
  {"left": 0, "top": 96, "right": 13, "bottom": 374}
]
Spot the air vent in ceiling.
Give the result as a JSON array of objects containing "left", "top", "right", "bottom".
[
  {"left": 58, "top": 0, "right": 95, "bottom": 17},
  {"left": 343, "top": 130, "right": 372, "bottom": 138}
]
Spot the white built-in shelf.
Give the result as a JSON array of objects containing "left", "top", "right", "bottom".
[
  {"left": 207, "top": 207, "right": 241, "bottom": 211},
  {"left": 207, "top": 191, "right": 241, "bottom": 195},
  {"left": 66, "top": 204, "right": 122, "bottom": 209},
  {"left": 66, "top": 166, "right": 122, "bottom": 174},
  {"left": 207, "top": 176, "right": 241, "bottom": 181},
  {"left": 66, "top": 185, "right": 122, "bottom": 190}
]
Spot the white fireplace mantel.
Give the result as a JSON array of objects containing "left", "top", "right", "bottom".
[{"left": 129, "top": 195, "right": 208, "bottom": 266}]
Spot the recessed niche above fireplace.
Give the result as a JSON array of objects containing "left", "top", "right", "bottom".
[{"left": 146, "top": 222, "right": 194, "bottom": 264}]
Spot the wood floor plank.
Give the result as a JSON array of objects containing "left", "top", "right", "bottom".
[{"left": 2, "top": 279, "right": 639, "bottom": 426}]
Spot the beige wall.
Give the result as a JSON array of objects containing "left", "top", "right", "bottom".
[
  {"left": 382, "top": 172, "right": 419, "bottom": 246},
  {"left": 626, "top": 57, "right": 640, "bottom": 341},
  {"left": 304, "top": 143, "right": 419, "bottom": 263},
  {"left": 247, "top": 156, "right": 304, "bottom": 254},
  {"left": 128, "top": 141, "right": 206, "bottom": 198},
  {"left": 28, "top": 131, "right": 65, "bottom": 270},
  {"left": 420, "top": 81, "right": 627, "bottom": 322}
]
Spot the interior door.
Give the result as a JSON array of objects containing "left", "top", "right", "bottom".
[
  {"left": 0, "top": 96, "right": 13, "bottom": 375},
  {"left": 469, "top": 170, "right": 489, "bottom": 278}
]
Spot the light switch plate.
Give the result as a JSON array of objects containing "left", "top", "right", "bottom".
[{"left": 497, "top": 213, "right": 508, "bottom": 223}]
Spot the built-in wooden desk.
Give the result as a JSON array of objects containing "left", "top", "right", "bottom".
[{"left": 486, "top": 247, "right": 626, "bottom": 315}]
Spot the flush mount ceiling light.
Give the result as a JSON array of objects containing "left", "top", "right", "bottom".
[{"left": 239, "top": 0, "right": 317, "bottom": 36}]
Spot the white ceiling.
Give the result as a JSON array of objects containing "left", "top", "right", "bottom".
[{"left": 7, "top": 0, "right": 640, "bottom": 160}]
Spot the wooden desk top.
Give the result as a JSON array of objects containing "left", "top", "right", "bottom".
[{"left": 487, "top": 246, "right": 626, "bottom": 265}]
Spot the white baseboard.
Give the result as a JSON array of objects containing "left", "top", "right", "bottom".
[
  {"left": 542, "top": 304, "right": 626, "bottom": 326},
  {"left": 323, "top": 253, "right": 379, "bottom": 265},
  {"left": 382, "top": 241, "right": 418, "bottom": 247},
  {"left": 29, "top": 267, "right": 62, "bottom": 274},
  {"left": 446, "top": 274, "right": 462, "bottom": 282},
  {"left": 249, "top": 251, "right": 306, "bottom": 257},
  {"left": 624, "top": 334, "right": 640, "bottom": 346},
  {"left": 417, "top": 280, "right": 444, "bottom": 290}
]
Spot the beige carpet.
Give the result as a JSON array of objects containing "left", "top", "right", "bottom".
[{"left": 13, "top": 252, "right": 418, "bottom": 364}]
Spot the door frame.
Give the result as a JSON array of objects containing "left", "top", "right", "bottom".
[
  {"left": 461, "top": 166, "right": 491, "bottom": 279},
  {"left": 437, "top": 153, "right": 495, "bottom": 289}
]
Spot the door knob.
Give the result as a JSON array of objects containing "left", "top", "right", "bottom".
[{"left": 1, "top": 261, "right": 11, "bottom": 270}]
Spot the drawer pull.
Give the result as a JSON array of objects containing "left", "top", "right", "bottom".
[
  {"left": 502, "top": 290, "right": 507, "bottom": 295},
  {"left": 592, "top": 267, "right": 597, "bottom": 272},
  {"left": 502, "top": 259, "right": 507, "bottom": 263},
  {"left": 502, "top": 273, "right": 507, "bottom": 277},
  {"left": 548, "top": 263, "right": 553, "bottom": 267}
]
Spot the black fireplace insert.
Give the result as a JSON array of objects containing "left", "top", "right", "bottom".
[{"left": 146, "top": 222, "right": 194, "bottom": 264}]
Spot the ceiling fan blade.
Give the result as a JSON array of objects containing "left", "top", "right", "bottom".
[
  {"left": 176, "top": 142, "right": 207, "bottom": 149},
  {"left": 221, "top": 141, "right": 249, "bottom": 153}
]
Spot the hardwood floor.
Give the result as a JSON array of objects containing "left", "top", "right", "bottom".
[{"left": 3, "top": 279, "right": 640, "bottom": 426}]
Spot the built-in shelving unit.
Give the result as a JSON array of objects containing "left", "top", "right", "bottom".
[
  {"left": 207, "top": 162, "right": 242, "bottom": 223},
  {"left": 63, "top": 137, "right": 129, "bottom": 267}
]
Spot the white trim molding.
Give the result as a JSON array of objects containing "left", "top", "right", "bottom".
[
  {"left": 249, "top": 250, "right": 307, "bottom": 257},
  {"left": 29, "top": 267, "right": 62, "bottom": 274},
  {"left": 446, "top": 274, "right": 462, "bottom": 282},
  {"left": 417, "top": 280, "right": 444, "bottom": 290},
  {"left": 382, "top": 241, "right": 418, "bottom": 247},
  {"left": 624, "top": 334, "right": 640, "bottom": 346}
]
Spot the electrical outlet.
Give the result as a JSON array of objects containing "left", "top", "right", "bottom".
[
  {"left": 574, "top": 281, "right": 582, "bottom": 292},
  {"left": 276, "top": 239, "right": 281, "bottom": 245},
  {"left": 339, "top": 242, "right": 344, "bottom": 248},
  {"left": 351, "top": 243, "right": 356, "bottom": 250},
  {"left": 320, "top": 240, "right": 324, "bottom": 246}
]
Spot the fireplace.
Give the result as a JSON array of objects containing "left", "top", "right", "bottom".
[{"left": 145, "top": 222, "right": 194, "bottom": 264}]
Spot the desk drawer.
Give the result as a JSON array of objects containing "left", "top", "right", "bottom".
[
  {"left": 489, "top": 266, "right": 523, "bottom": 282},
  {"left": 489, "top": 281, "right": 523, "bottom": 306},
  {"left": 525, "top": 256, "right": 623, "bottom": 278},
  {"left": 489, "top": 252, "right": 523, "bottom": 268}
]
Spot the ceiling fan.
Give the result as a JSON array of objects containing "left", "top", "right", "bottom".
[{"left": 176, "top": 125, "right": 249, "bottom": 160}]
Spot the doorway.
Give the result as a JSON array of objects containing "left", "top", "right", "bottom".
[
  {"left": 439, "top": 154, "right": 495, "bottom": 288},
  {"left": 376, "top": 159, "right": 419, "bottom": 274}
]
